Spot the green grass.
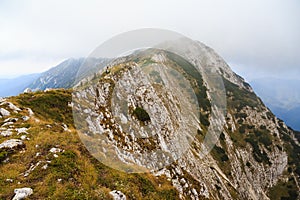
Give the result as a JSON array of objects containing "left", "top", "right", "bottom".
[{"left": 14, "top": 89, "right": 74, "bottom": 126}]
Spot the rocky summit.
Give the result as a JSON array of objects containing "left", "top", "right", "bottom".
[{"left": 0, "top": 42, "right": 299, "bottom": 200}]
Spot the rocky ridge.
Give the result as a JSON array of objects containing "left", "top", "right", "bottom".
[
  {"left": 74, "top": 46, "right": 300, "bottom": 199},
  {"left": 0, "top": 43, "right": 299, "bottom": 199}
]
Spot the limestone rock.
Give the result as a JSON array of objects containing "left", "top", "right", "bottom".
[
  {"left": 7, "top": 102, "right": 21, "bottom": 112},
  {"left": 49, "top": 147, "right": 62, "bottom": 153},
  {"left": 21, "top": 116, "right": 30, "bottom": 121},
  {"left": 12, "top": 188, "right": 33, "bottom": 200},
  {"left": 0, "top": 130, "right": 13, "bottom": 137},
  {"left": 0, "top": 139, "right": 24, "bottom": 150},
  {"left": 16, "top": 128, "right": 29, "bottom": 135},
  {"left": 0, "top": 108, "right": 10, "bottom": 117},
  {"left": 23, "top": 88, "right": 32, "bottom": 93},
  {"left": 26, "top": 108, "right": 34, "bottom": 116},
  {"left": 109, "top": 190, "right": 126, "bottom": 200}
]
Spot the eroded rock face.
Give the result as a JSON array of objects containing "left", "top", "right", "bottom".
[
  {"left": 73, "top": 47, "right": 299, "bottom": 199},
  {"left": 74, "top": 53, "right": 201, "bottom": 172}
]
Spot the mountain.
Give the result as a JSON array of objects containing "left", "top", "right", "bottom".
[
  {"left": 0, "top": 74, "right": 40, "bottom": 97},
  {"left": 0, "top": 58, "right": 110, "bottom": 98},
  {"left": 29, "top": 58, "right": 110, "bottom": 91},
  {"left": 0, "top": 42, "right": 299, "bottom": 199},
  {"left": 251, "top": 78, "right": 300, "bottom": 130}
]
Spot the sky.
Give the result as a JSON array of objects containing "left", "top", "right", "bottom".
[{"left": 0, "top": 0, "right": 299, "bottom": 81}]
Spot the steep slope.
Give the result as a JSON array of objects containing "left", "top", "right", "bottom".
[
  {"left": 73, "top": 47, "right": 300, "bottom": 200},
  {"left": 0, "top": 44, "right": 299, "bottom": 199}
]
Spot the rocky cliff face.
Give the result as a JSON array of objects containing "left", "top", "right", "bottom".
[{"left": 73, "top": 44, "right": 300, "bottom": 199}]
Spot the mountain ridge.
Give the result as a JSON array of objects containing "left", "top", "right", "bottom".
[{"left": 0, "top": 42, "right": 299, "bottom": 199}]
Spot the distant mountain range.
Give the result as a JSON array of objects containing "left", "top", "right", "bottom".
[
  {"left": 251, "top": 78, "right": 300, "bottom": 131},
  {"left": 0, "top": 57, "right": 109, "bottom": 97},
  {"left": 28, "top": 58, "right": 85, "bottom": 90},
  {"left": 0, "top": 74, "right": 40, "bottom": 97}
]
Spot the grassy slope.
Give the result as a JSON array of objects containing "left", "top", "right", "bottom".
[{"left": 0, "top": 90, "right": 178, "bottom": 200}]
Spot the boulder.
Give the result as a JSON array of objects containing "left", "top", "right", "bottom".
[
  {"left": 26, "top": 108, "right": 34, "bottom": 116},
  {"left": 20, "top": 135, "right": 27, "bottom": 140},
  {"left": 1, "top": 122, "right": 14, "bottom": 127},
  {"left": 23, "top": 88, "right": 32, "bottom": 93},
  {"left": 0, "top": 139, "right": 24, "bottom": 150},
  {"left": 12, "top": 188, "right": 33, "bottom": 200},
  {"left": 62, "top": 123, "right": 71, "bottom": 132},
  {"left": 0, "top": 108, "right": 10, "bottom": 117},
  {"left": 0, "top": 130, "right": 13, "bottom": 137},
  {"left": 4, "top": 118, "right": 18, "bottom": 123},
  {"left": 109, "top": 190, "right": 126, "bottom": 200},
  {"left": 16, "top": 128, "right": 29, "bottom": 135},
  {"left": 49, "top": 147, "right": 62, "bottom": 153},
  {"left": 21, "top": 116, "right": 30, "bottom": 121},
  {"left": 7, "top": 102, "right": 21, "bottom": 112}
]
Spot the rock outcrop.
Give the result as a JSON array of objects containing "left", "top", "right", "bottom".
[
  {"left": 73, "top": 46, "right": 300, "bottom": 199},
  {"left": 0, "top": 139, "right": 24, "bottom": 150},
  {"left": 0, "top": 108, "right": 10, "bottom": 117},
  {"left": 110, "top": 190, "right": 126, "bottom": 200}
]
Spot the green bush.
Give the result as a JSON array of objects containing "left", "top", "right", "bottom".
[
  {"left": 239, "top": 125, "right": 246, "bottom": 134},
  {"left": 212, "top": 146, "right": 229, "bottom": 162},
  {"left": 133, "top": 107, "right": 150, "bottom": 122}
]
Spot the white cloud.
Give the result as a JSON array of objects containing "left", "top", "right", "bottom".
[{"left": 0, "top": 0, "right": 299, "bottom": 79}]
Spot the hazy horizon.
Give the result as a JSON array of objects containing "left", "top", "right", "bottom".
[
  {"left": 0, "top": 0, "right": 299, "bottom": 81},
  {"left": 1, "top": 57, "right": 299, "bottom": 83}
]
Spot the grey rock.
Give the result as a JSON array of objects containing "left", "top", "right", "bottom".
[
  {"left": 0, "top": 139, "right": 24, "bottom": 150},
  {"left": 21, "top": 116, "right": 30, "bottom": 121},
  {"left": 7, "top": 102, "right": 21, "bottom": 112},
  {"left": 0, "top": 108, "right": 10, "bottom": 117},
  {"left": 26, "top": 108, "right": 34, "bottom": 116},
  {"left": 0, "top": 130, "right": 13, "bottom": 137},
  {"left": 109, "top": 190, "right": 126, "bottom": 200},
  {"left": 49, "top": 147, "right": 62, "bottom": 153},
  {"left": 15, "top": 128, "right": 29, "bottom": 135},
  {"left": 23, "top": 88, "right": 32, "bottom": 93},
  {"left": 12, "top": 188, "right": 33, "bottom": 200}
]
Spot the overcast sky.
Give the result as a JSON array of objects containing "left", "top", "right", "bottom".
[{"left": 0, "top": 0, "right": 299, "bottom": 81}]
